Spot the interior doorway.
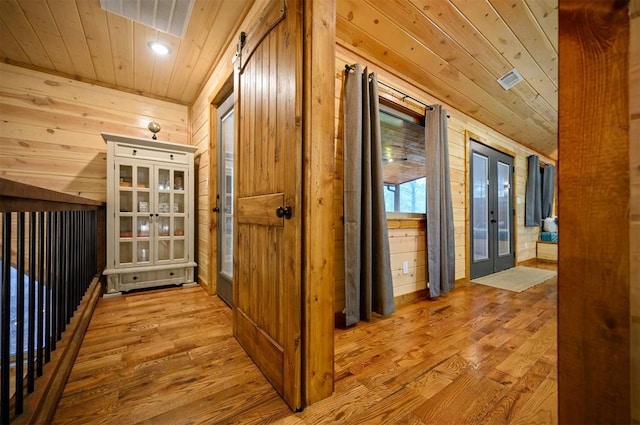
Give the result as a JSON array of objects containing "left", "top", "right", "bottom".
[
  {"left": 215, "top": 93, "right": 234, "bottom": 306},
  {"left": 469, "top": 139, "right": 515, "bottom": 279}
]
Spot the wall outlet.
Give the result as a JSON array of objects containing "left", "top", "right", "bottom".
[{"left": 402, "top": 261, "right": 409, "bottom": 274}]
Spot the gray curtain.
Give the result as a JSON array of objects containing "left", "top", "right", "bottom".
[
  {"left": 541, "top": 164, "right": 556, "bottom": 219},
  {"left": 425, "top": 105, "right": 455, "bottom": 298},
  {"left": 525, "top": 155, "right": 541, "bottom": 226},
  {"left": 343, "top": 64, "right": 395, "bottom": 326}
]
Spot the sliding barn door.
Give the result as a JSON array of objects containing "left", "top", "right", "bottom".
[{"left": 233, "top": 0, "right": 303, "bottom": 410}]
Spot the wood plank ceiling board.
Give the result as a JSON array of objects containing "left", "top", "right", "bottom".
[
  {"left": 133, "top": 23, "right": 157, "bottom": 96},
  {"left": 336, "top": 0, "right": 554, "bottom": 153},
  {"left": 180, "top": 0, "right": 248, "bottom": 103},
  {"left": 0, "top": 18, "right": 30, "bottom": 63},
  {"left": 366, "top": 0, "right": 554, "bottom": 134},
  {"left": 407, "top": 0, "right": 557, "bottom": 126},
  {"left": 336, "top": 0, "right": 558, "bottom": 158},
  {"left": 17, "top": 0, "right": 76, "bottom": 75},
  {"left": 106, "top": 12, "right": 135, "bottom": 89},
  {"left": 524, "top": 0, "right": 558, "bottom": 51},
  {"left": 449, "top": 0, "right": 558, "bottom": 106},
  {"left": 0, "top": 0, "right": 54, "bottom": 70},
  {"left": 489, "top": 0, "right": 558, "bottom": 87},
  {"left": 164, "top": 0, "right": 223, "bottom": 102},
  {"left": 76, "top": 0, "right": 117, "bottom": 84},
  {"left": 47, "top": 0, "right": 98, "bottom": 80}
]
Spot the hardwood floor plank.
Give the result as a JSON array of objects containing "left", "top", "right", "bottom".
[{"left": 53, "top": 263, "right": 557, "bottom": 424}]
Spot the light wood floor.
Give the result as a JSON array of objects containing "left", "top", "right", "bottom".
[{"left": 53, "top": 263, "right": 557, "bottom": 424}]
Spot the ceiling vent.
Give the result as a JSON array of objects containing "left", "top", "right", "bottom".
[
  {"left": 497, "top": 68, "right": 524, "bottom": 90},
  {"left": 100, "top": 0, "right": 195, "bottom": 38}
]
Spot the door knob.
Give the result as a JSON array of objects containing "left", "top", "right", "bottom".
[
  {"left": 276, "top": 205, "right": 292, "bottom": 219},
  {"left": 212, "top": 207, "right": 219, "bottom": 212}
]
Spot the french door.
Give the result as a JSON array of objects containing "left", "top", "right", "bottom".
[
  {"left": 216, "top": 94, "right": 234, "bottom": 306},
  {"left": 470, "top": 140, "right": 515, "bottom": 279}
]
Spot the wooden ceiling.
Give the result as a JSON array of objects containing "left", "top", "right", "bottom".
[
  {"left": 0, "top": 0, "right": 558, "bottom": 158},
  {"left": 0, "top": 0, "right": 251, "bottom": 105},
  {"left": 337, "top": 0, "right": 558, "bottom": 159}
]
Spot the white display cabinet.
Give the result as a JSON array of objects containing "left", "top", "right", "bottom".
[{"left": 102, "top": 133, "right": 197, "bottom": 295}]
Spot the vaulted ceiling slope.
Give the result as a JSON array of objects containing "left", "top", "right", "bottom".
[
  {"left": 0, "top": 0, "right": 558, "bottom": 158},
  {"left": 336, "top": 0, "right": 558, "bottom": 159}
]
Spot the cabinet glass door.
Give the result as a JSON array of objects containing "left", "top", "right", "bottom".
[
  {"left": 116, "top": 162, "right": 151, "bottom": 266},
  {"left": 154, "top": 167, "right": 188, "bottom": 263}
]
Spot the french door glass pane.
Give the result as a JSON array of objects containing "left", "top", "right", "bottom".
[
  {"left": 221, "top": 107, "right": 234, "bottom": 279},
  {"left": 473, "top": 153, "right": 489, "bottom": 262},
  {"left": 497, "top": 161, "right": 511, "bottom": 256}
]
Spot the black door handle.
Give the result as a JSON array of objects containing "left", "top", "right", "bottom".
[
  {"left": 276, "top": 205, "right": 292, "bottom": 219},
  {"left": 490, "top": 219, "right": 497, "bottom": 223},
  {"left": 212, "top": 207, "right": 219, "bottom": 212}
]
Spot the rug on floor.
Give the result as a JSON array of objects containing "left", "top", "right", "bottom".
[{"left": 471, "top": 266, "right": 557, "bottom": 292}]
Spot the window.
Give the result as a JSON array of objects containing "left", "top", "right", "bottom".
[{"left": 380, "top": 100, "right": 426, "bottom": 214}]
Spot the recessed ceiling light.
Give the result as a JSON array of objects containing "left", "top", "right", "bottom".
[{"left": 148, "top": 41, "right": 171, "bottom": 56}]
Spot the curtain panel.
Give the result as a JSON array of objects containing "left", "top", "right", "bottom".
[
  {"left": 343, "top": 64, "right": 395, "bottom": 326},
  {"left": 541, "top": 164, "right": 556, "bottom": 219},
  {"left": 425, "top": 105, "right": 455, "bottom": 298},
  {"left": 525, "top": 155, "right": 542, "bottom": 226}
]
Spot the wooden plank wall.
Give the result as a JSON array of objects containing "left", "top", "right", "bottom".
[
  {"left": 558, "top": 0, "right": 630, "bottom": 422},
  {"left": 189, "top": 0, "right": 266, "bottom": 294},
  {"left": 0, "top": 63, "right": 189, "bottom": 203},
  {"left": 333, "top": 45, "right": 556, "bottom": 314},
  {"left": 630, "top": 2, "right": 639, "bottom": 422}
]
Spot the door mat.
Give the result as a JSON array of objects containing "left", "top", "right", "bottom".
[{"left": 471, "top": 266, "right": 556, "bottom": 293}]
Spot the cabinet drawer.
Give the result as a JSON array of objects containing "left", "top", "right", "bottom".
[
  {"left": 115, "top": 143, "right": 189, "bottom": 164},
  {"left": 121, "top": 268, "right": 184, "bottom": 284}
]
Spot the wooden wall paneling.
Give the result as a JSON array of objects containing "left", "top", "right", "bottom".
[
  {"left": 629, "top": 3, "right": 639, "bottom": 423},
  {"left": 0, "top": 65, "right": 188, "bottom": 133},
  {"left": 46, "top": 0, "right": 96, "bottom": 79},
  {"left": 75, "top": 0, "right": 116, "bottom": 84},
  {"left": 558, "top": 1, "right": 630, "bottom": 423},
  {"left": 449, "top": 0, "right": 558, "bottom": 106},
  {"left": 0, "top": 63, "right": 188, "bottom": 203},
  {"left": 0, "top": 0, "right": 53, "bottom": 69},
  {"left": 17, "top": 0, "right": 76, "bottom": 75},
  {"left": 106, "top": 12, "right": 134, "bottom": 90}
]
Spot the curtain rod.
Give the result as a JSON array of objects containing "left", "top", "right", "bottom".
[{"left": 345, "top": 64, "right": 434, "bottom": 111}]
